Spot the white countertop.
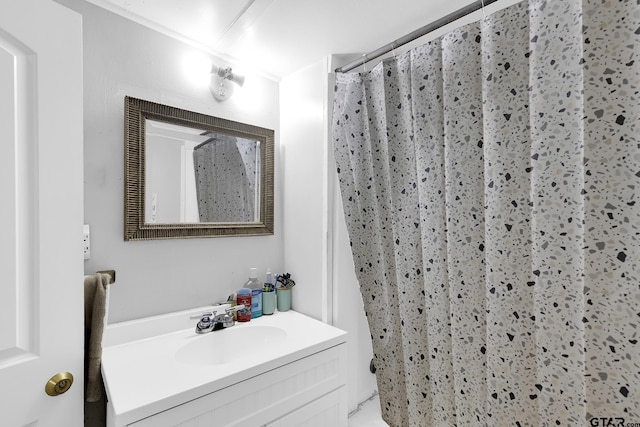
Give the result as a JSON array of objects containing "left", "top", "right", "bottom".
[{"left": 101, "top": 309, "right": 347, "bottom": 426}]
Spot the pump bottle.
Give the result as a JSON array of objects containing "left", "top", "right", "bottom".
[{"left": 245, "top": 268, "right": 262, "bottom": 318}]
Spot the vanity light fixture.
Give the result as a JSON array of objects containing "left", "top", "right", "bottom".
[{"left": 209, "top": 64, "right": 245, "bottom": 101}]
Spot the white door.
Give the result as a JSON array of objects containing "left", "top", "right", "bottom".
[{"left": 0, "top": 0, "right": 84, "bottom": 426}]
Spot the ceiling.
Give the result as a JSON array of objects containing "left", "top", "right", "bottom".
[{"left": 84, "top": 0, "right": 514, "bottom": 80}]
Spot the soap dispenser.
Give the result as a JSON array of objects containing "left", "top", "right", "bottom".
[{"left": 245, "top": 268, "right": 262, "bottom": 318}]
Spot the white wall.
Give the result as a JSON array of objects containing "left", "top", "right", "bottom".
[
  {"left": 145, "top": 135, "right": 181, "bottom": 223},
  {"left": 280, "top": 57, "right": 377, "bottom": 412},
  {"left": 56, "top": 0, "right": 283, "bottom": 323},
  {"left": 56, "top": 0, "right": 377, "bottom": 410},
  {"left": 280, "top": 59, "right": 330, "bottom": 321}
]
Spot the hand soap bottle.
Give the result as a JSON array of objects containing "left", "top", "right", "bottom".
[{"left": 245, "top": 268, "right": 262, "bottom": 318}]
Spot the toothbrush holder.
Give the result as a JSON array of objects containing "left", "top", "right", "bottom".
[
  {"left": 276, "top": 288, "right": 292, "bottom": 312},
  {"left": 263, "top": 291, "right": 276, "bottom": 315}
]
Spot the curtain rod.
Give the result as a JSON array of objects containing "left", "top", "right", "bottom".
[{"left": 335, "top": 0, "right": 499, "bottom": 73}]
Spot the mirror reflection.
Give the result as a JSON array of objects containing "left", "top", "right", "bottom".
[{"left": 145, "top": 120, "right": 261, "bottom": 224}]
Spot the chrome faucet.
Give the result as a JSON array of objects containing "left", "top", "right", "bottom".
[{"left": 190, "top": 305, "right": 247, "bottom": 334}]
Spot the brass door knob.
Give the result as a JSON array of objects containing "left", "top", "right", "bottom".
[{"left": 45, "top": 372, "right": 74, "bottom": 396}]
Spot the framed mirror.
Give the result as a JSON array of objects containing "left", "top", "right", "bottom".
[{"left": 124, "top": 96, "right": 274, "bottom": 240}]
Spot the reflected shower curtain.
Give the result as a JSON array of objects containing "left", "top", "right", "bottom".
[
  {"left": 193, "top": 135, "right": 256, "bottom": 222},
  {"left": 332, "top": 0, "right": 639, "bottom": 425}
]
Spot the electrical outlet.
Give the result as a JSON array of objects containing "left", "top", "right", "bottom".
[{"left": 83, "top": 224, "right": 90, "bottom": 260}]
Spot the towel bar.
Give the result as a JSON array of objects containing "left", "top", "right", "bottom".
[{"left": 97, "top": 269, "right": 116, "bottom": 283}]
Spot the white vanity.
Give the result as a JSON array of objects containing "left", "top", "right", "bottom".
[{"left": 101, "top": 307, "right": 347, "bottom": 427}]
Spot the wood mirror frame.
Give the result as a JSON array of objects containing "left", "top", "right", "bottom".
[{"left": 124, "top": 96, "right": 274, "bottom": 240}]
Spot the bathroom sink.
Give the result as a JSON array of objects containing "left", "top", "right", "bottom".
[
  {"left": 175, "top": 325, "right": 287, "bottom": 366},
  {"left": 102, "top": 309, "right": 347, "bottom": 426}
]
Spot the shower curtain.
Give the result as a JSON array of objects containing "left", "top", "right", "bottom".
[
  {"left": 193, "top": 135, "right": 256, "bottom": 222},
  {"left": 332, "top": 0, "right": 639, "bottom": 425}
]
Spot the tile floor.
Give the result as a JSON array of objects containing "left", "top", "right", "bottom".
[{"left": 348, "top": 393, "right": 389, "bottom": 427}]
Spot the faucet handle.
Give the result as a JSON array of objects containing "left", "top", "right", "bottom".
[
  {"left": 191, "top": 312, "right": 218, "bottom": 334},
  {"left": 225, "top": 305, "right": 246, "bottom": 314},
  {"left": 189, "top": 311, "right": 215, "bottom": 320}
]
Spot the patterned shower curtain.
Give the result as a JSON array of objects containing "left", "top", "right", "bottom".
[
  {"left": 332, "top": 0, "right": 639, "bottom": 425},
  {"left": 193, "top": 135, "right": 257, "bottom": 222}
]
